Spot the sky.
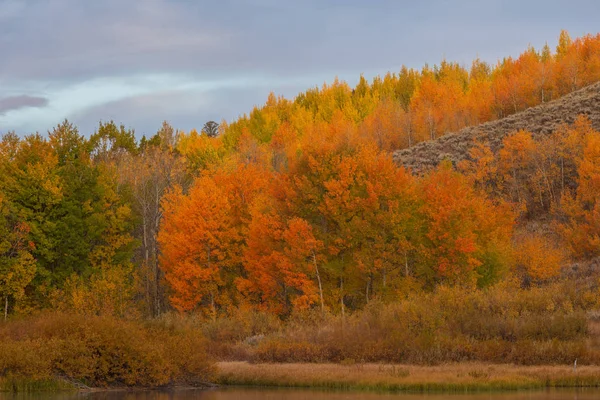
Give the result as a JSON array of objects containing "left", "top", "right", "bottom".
[{"left": 1, "top": 0, "right": 599, "bottom": 138}]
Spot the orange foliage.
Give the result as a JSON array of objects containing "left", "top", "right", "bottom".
[
  {"left": 156, "top": 30, "right": 600, "bottom": 316},
  {"left": 419, "top": 163, "right": 514, "bottom": 285},
  {"left": 158, "top": 178, "right": 232, "bottom": 313},
  {"left": 514, "top": 235, "right": 565, "bottom": 282},
  {"left": 158, "top": 162, "right": 270, "bottom": 314},
  {"left": 219, "top": 31, "right": 600, "bottom": 158},
  {"left": 559, "top": 131, "right": 600, "bottom": 257}
]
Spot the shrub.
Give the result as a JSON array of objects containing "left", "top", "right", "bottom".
[
  {"left": 204, "top": 281, "right": 597, "bottom": 365},
  {"left": 0, "top": 313, "right": 215, "bottom": 388}
]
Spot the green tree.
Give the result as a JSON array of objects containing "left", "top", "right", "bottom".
[{"left": 202, "top": 120, "right": 220, "bottom": 138}]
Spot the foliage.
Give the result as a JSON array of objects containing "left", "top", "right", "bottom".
[
  {"left": 0, "top": 194, "right": 36, "bottom": 318},
  {"left": 1, "top": 31, "right": 600, "bottom": 329},
  {"left": 221, "top": 31, "right": 600, "bottom": 153},
  {"left": 204, "top": 281, "right": 597, "bottom": 365},
  {"left": 0, "top": 313, "right": 215, "bottom": 387}
]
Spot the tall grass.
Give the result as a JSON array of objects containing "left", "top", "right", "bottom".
[
  {"left": 0, "top": 377, "right": 75, "bottom": 393},
  {"left": 205, "top": 281, "right": 600, "bottom": 365},
  {"left": 216, "top": 362, "right": 600, "bottom": 392}
]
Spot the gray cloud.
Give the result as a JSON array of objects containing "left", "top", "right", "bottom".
[
  {"left": 0, "top": 95, "right": 49, "bottom": 115},
  {"left": 68, "top": 80, "right": 316, "bottom": 136},
  {"left": 2, "top": 0, "right": 600, "bottom": 135}
]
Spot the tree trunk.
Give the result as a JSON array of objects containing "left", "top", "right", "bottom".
[
  {"left": 340, "top": 277, "right": 345, "bottom": 318},
  {"left": 312, "top": 251, "right": 325, "bottom": 313},
  {"left": 561, "top": 157, "right": 565, "bottom": 198},
  {"left": 142, "top": 218, "right": 151, "bottom": 315},
  {"left": 210, "top": 292, "right": 216, "bottom": 321},
  {"left": 153, "top": 189, "right": 161, "bottom": 316},
  {"left": 512, "top": 164, "right": 521, "bottom": 204},
  {"left": 4, "top": 296, "right": 8, "bottom": 322}
]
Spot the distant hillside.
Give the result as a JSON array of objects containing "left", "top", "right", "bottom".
[{"left": 393, "top": 82, "right": 600, "bottom": 173}]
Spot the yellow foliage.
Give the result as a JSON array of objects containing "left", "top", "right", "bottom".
[{"left": 514, "top": 235, "right": 565, "bottom": 282}]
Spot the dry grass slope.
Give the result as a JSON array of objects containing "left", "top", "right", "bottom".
[{"left": 393, "top": 82, "right": 600, "bottom": 173}]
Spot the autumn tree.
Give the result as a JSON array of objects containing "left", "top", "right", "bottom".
[
  {"left": 159, "top": 162, "right": 269, "bottom": 315},
  {"left": 0, "top": 193, "right": 36, "bottom": 319},
  {"left": 514, "top": 234, "right": 565, "bottom": 284},
  {"left": 0, "top": 122, "right": 136, "bottom": 312},
  {"left": 177, "top": 129, "right": 226, "bottom": 173},
  {"left": 558, "top": 125, "right": 600, "bottom": 258},
  {"left": 159, "top": 178, "right": 232, "bottom": 315},
  {"left": 241, "top": 200, "right": 322, "bottom": 315},
  {"left": 417, "top": 162, "right": 514, "bottom": 287}
]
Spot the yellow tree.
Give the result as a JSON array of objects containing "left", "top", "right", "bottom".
[
  {"left": 514, "top": 235, "right": 565, "bottom": 283},
  {"left": 411, "top": 71, "right": 442, "bottom": 141},
  {"left": 0, "top": 193, "right": 36, "bottom": 319}
]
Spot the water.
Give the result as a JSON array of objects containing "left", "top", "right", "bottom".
[{"left": 1, "top": 388, "right": 599, "bottom": 400}]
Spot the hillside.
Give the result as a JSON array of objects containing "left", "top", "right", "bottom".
[{"left": 393, "top": 82, "right": 600, "bottom": 173}]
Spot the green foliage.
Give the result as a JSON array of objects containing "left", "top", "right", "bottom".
[
  {"left": 0, "top": 121, "right": 136, "bottom": 314},
  {"left": 89, "top": 120, "right": 137, "bottom": 159}
]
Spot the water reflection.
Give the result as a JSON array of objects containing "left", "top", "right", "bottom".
[{"left": 0, "top": 387, "right": 597, "bottom": 400}]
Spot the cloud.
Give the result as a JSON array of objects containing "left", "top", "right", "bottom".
[
  {"left": 0, "top": 95, "right": 49, "bottom": 115},
  {"left": 2, "top": 0, "right": 599, "bottom": 135},
  {"left": 66, "top": 74, "right": 332, "bottom": 136},
  {"left": 0, "top": 1, "right": 232, "bottom": 83}
]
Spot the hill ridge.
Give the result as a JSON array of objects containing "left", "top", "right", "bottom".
[{"left": 393, "top": 82, "right": 600, "bottom": 173}]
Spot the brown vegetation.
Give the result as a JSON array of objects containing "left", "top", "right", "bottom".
[
  {"left": 202, "top": 282, "right": 600, "bottom": 366},
  {"left": 0, "top": 314, "right": 215, "bottom": 389},
  {"left": 217, "top": 362, "right": 600, "bottom": 391}
]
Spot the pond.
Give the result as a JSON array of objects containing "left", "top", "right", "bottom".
[{"left": 1, "top": 388, "right": 599, "bottom": 400}]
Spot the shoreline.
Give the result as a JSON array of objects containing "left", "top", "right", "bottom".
[
  {"left": 215, "top": 361, "right": 600, "bottom": 392},
  {"left": 0, "top": 377, "right": 215, "bottom": 394},
  {"left": 6, "top": 362, "right": 600, "bottom": 394}
]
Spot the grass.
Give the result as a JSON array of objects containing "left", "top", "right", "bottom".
[
  {"left": 0, "top": 377, "right": 76, "bottom": 393},
  {"left": 216, "top": 361, "right": 600, "bottom": 392}
]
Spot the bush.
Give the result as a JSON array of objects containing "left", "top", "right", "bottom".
[
  {"left": 0, "top": 313, "right": 215, "bottom": 388},
  {"left": 204, "top": 281, "right": 598, "bottom": 365}
]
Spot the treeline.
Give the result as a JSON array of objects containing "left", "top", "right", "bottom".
[
  {"left": 0, "top": 121, "right": 184, "bottom": 318},
  {"left": 1, "top": 31, "right": 600, "bottom": 321},
  {"left": 217, "top": 30, "right": 600, "bottom": 152},
  {"left": 161, "top": 116, "right": 600, "bottom": 317}
]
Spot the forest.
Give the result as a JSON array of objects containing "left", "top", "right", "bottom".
[{"left": 2, "top": 30, "right": 600, "bottom": 387}]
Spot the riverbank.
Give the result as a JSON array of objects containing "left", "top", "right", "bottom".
[
  {"left": 0, "top": 376, "right": 218, "bottom": 394},
  {"left": 5, "top": 362, "right": 600, "bottom": 393},
  {"left": 215, "top": 362, "right": 600, "bottom": 392},
  {"left": 0, "top": 377, "right": 76, "bottom": 393}
]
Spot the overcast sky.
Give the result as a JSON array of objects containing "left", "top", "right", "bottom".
[{"left": 1, "top": 0, "right": 599, "bottom": 138}]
